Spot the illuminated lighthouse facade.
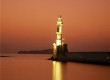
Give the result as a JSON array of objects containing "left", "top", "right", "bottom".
[
  {"left": 56, "top": 15, "right": 63, "bottom": 46},
  {"left": 53, "top": 15, "right": 68, "bottom": 59}
]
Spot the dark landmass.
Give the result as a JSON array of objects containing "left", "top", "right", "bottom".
[
  {"left": 0, "top": 56, "right": 11, "bottom": 57},
  {"left": 49, "top": 52, "right": 110, "bottom": 65},
  {"left": 18, "top": 49, "right": 110, "bottom": 65},
  {"left": 18, "top": 49, "right": 52, "bottom": 54}
]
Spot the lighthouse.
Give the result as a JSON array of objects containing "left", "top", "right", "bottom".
[{"left": 53, "top": 15, "right": 68, "bottom": 59}]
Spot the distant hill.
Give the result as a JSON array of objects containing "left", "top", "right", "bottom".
[{"left": 18, "top": 49, "right": 53, "bottom": 54}]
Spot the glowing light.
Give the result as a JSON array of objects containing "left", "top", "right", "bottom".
[
  {"left": 53, "top": 43, "right": 57, "bottom": 58},
  {"left": 57, "top": 34, "right": 61, "bottom": 40},
  {"left": 56, "top": 40, "right": 61, "bottom": 46},
  {"left": 53, "top": 61, "right": 62, "bottom": 80},
  {"left": 59, "top": 27, "right": 62, "bottom": 33},
  {"left": 53, "top": 43, "right": 56, "bottom": 47},
  {"left": 57, "top": 22, "right": 62, "bottom": 25},
  {"left": 53, "top": 61, "right": 56, "bottom": 64}
]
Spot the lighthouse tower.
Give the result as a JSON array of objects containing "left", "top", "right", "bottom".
[
  {"left": 53, "top": 15, "right": 68, "bottom": 59},
  {"left": 56, "top": 15, "right": 63, "bottom": 46}
]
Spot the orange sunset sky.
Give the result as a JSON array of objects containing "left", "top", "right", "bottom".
[{"left": 1, "top": 0, "right": 110, "bottom": 53}]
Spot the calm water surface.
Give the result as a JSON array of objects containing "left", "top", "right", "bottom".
[{"left": 0, "top": 53, "right": 110, "bottom": 80}]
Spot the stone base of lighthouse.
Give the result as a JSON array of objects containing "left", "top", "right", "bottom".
[{"left": 53, "top": 43, "right": 68, "bottom": 59}]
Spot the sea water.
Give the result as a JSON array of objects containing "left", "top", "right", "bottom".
[{"left": 0, "top": 53, "right": 110, "bottom": 80}]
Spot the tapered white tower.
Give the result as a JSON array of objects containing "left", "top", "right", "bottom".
[
  {"left": 56, "top": 15, "right": 63, "bottom": 46},
  {"left": 53, "top": 15, "right": 68, "bottom": 59}
]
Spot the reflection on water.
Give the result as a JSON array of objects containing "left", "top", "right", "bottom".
[
  {"left": 53, "top": 61, "right": 67, "bottom": 80},
  {"left": 1, "top": 54, "right": 110, "bottom": 80}
]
